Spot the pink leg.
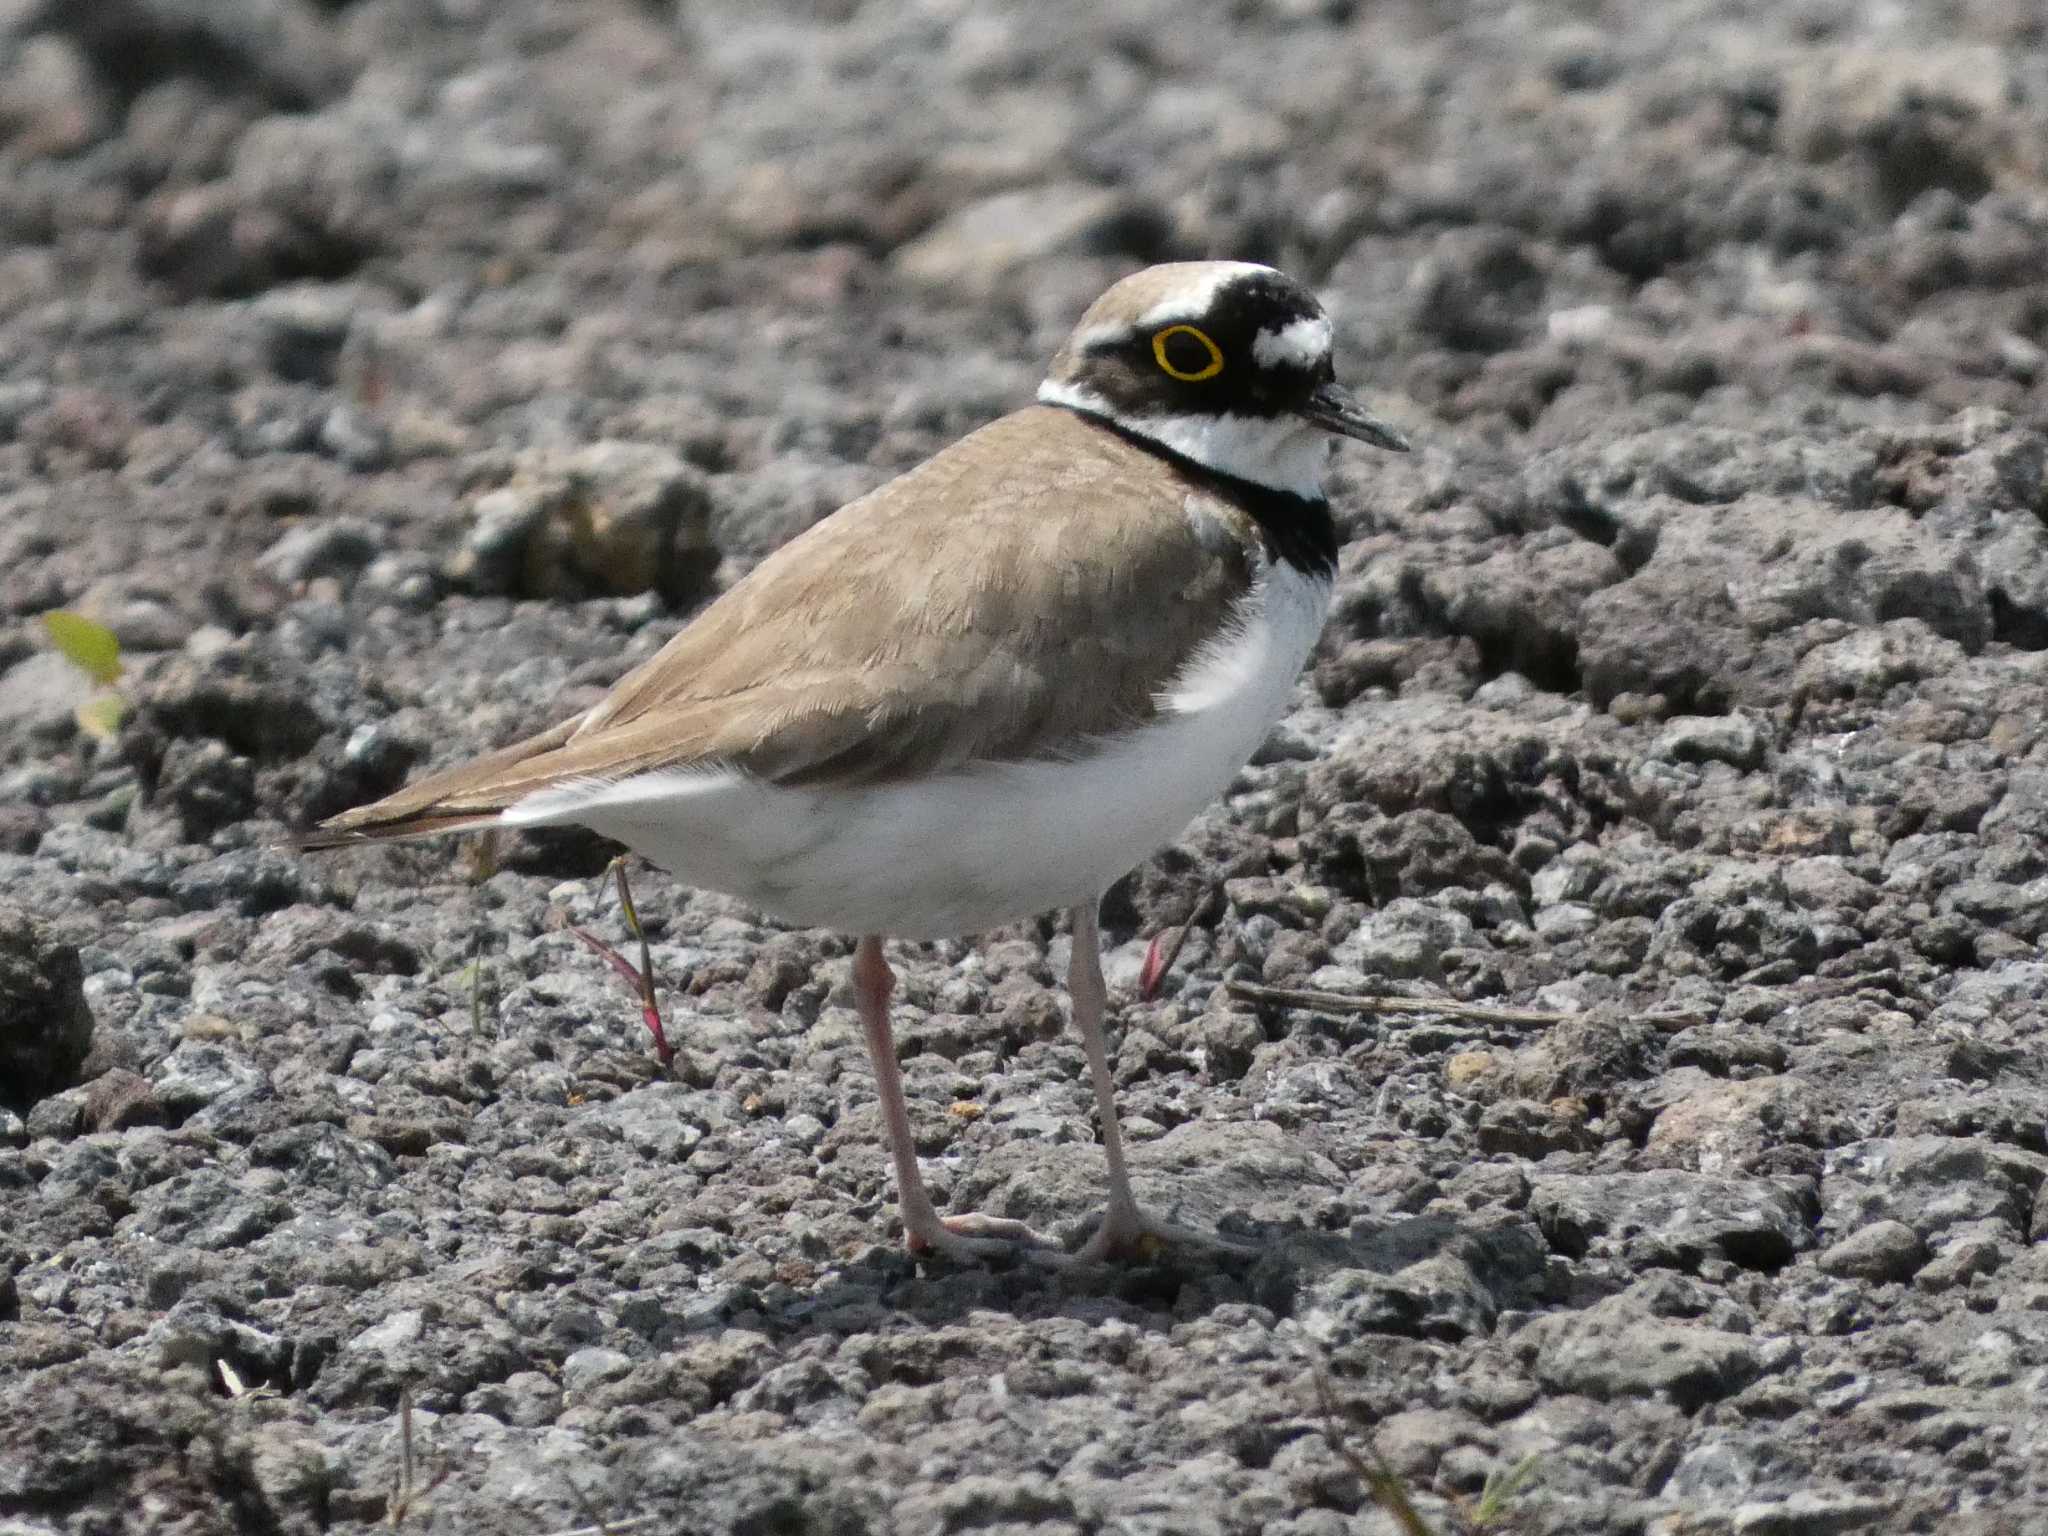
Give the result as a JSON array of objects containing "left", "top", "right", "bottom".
[{"left": 852, "top": 936, "right": 1050, "bottom": 1261}]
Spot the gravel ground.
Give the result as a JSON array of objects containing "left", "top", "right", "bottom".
[{"left": 3, "top": 2, "right": 2047, "bottom": 1533}]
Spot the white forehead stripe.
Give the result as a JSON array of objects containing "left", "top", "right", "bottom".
[
  {"left": 1252, "top": 315, "right": 1332, "bottom": 370},
  {"left": 1133, "top": 262, "right": 1277, "bottom": 329},
  {"left": 1071, "top": 321, "right": 1132, "bottom": 351}
]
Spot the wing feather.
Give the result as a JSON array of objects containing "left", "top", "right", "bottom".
[{"left": 307, "top": 407, "right": 1261, "bottom": 844}]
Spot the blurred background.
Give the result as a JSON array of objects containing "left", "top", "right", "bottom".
[{"left": 2, "top": 0, "right": 2042, "bottom": 649}]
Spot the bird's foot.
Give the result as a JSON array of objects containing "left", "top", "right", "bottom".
[
  {"left": 903, "top": 1209, "right": 1059, "bottom": 1264},
  {"left": 1072, "top": 1202, "right": 1254, "bottom": 1266}
]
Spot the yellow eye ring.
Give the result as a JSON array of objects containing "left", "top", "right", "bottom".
[{"left": 1152, "top": 325, "right": 1225, "bottom": 381}]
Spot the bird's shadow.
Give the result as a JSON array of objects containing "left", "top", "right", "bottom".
[{"left": 654, "top": 1206, "right": 1547, "bottom": 1353}]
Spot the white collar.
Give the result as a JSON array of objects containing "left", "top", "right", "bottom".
[{"left": 1036, "top": 380, "right": 1329, "bottom": 500}]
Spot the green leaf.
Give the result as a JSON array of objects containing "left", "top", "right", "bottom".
[
  {"left": 42, "top": 610, "right": 123, "bottom": 686},
  {"left": 76, "top": 693, "right": 127, "bottom": 741}
]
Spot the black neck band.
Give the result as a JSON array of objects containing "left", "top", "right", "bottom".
[{"left": 1060, "top": 407, "right": 1339, "bottom": 580}]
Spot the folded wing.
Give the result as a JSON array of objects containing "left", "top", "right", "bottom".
[{"left": 301, "top": 408, "right": 1259, "bottom": 846}]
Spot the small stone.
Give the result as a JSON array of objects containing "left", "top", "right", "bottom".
[
  {"left": 1822, "top": 1136, "right": 2048, "bottom": 1245},
  {"left": 170, "top": 847, "right": 319, "bottom": 917},
  {"left": 562, "top": 1346, "right": 635, "bottom": 1397},
  {"left": 1436, "top": 1163, "right": 1530, "bottom": 1213},
  {"left": 1914, "top": 1220, "right": 2008, "bottom": 1292},
  {"left": 1529, "top": 1171, "right": 1811, "bottom": 1271},
  {"left": 24, "top": 1087, "right": 86, "bottom": 1140},
  {"left": 83, "top": 1068, "right": 163, "bottom": 1133},
  {"left": 255, "top": 518, "right": 383, "bottom": 585},
  {"left": 241, "top": 1421, "right": 333, "bottom": 1521},
  {"left": 451, "top": 443, "right": 718, "bottom": 605},
  {"left": 465, "top": 1370, "right": 563, "bottom": 1427},
  {"left": 0, "top": 804, "right": 48, "bottom": 854},
  {"left": 1816, "top": 1219, "right": 1924, "bottom": 1283},
  {"left": 1779, "top": 857, "right": 1880, "bottom": 914},
  {"left": 154, "top": 737, "right": 258, "bottom": 843},
  {"left": 1224, "top": 877, "right": 1331, "bottom": 927},
  {"left": 1533, "top": 901, "right": 1598, "bottom": 941},
  {"left": 1520, "top": 1282, "right": 1764, "bottom": 1410},
  {"left": 0, "top": 34, "right": 111, "bottom": 158},
  {"left": 451, "top": 485, "right": 545, "bottom": 595},
  {"left": 1666, "top": 1026, "right": 1787, "bottom": 1076},
  {"left": 579, "top": 1085, "right": 705, "bottom": 1163},
  {"left": 1445, "top": 1050, "right": 1503, "bottom": 1091},
  {"left": 1372, "top": 1406, "right": 1495, "bottom": 1481},
  {"left": 1731, "top": 1491, "right": 1895, "bottom": 1534},
  {"left": 896, "top": 1473, "right": 1076, "bottom": 1532},
  {"left": 1645, "top": 1076, "right": 1792, "bottom": 1173},
  {"left": 318, "top": 406, "right": 389, "bottom": 471},
  {"left": 1338, "top": 898, "right": 1476, "bottom": 981},
  {"left": 1476, "top": 1097, "right": 1593, "bottom": 1157},
  {"left": 345, "top": 1309, "right": 424, "bottom": 1366},
  {"left": 1792, "top": 622, "right": 1969, "bottom": 700},
  {"left": 153, "top": 1041, "right": 264, "bottom": 1117},
  {"left": 0, "top": 903, "right": 95, "bottom": 1111},
  {"left": 132, "top": 649, "right": 327, "bottom": 762},
  {"left": 1608, "top": 690, "right": 1668, "bottom": 724},
  {"left": 1656, "top": 714, "right": 1768, "bottom": 770},
  {"left": 893, "top": 184, "right": 1130, "bottom": 298}
]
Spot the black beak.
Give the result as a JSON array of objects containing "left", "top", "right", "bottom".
[{"left": 1298, "top": 382, "right": 1411, "bottom": 453}]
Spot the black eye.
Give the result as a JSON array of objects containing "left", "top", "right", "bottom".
[{"left": 1152, "top": 325, "right": 1224, "bottom": 381}]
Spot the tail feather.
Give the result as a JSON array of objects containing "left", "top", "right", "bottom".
[
  {"left": 285, "top": 811, "right": 506, "bottom": 851},
  {"left": 290, "top": 715, "right": 583, "bottom": 850}
]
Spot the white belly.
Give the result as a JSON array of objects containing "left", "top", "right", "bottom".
[{"left": 506, "top": 564, "right": 1330, "bottom": 939}]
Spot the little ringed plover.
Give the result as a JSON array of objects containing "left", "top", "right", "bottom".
[{"left": 303, "top": 260, "right": 1410, "bottom": 1263}]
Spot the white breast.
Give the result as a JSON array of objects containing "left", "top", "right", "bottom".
[{"left": 506, "top": 560, "right": 1331, "bottom": 939}]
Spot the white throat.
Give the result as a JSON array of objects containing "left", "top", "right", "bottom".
[{"left": 1037, "top": 380, "right": 1331, "bottom": 500}]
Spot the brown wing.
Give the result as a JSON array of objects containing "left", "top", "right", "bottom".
[{"left": 305, "top": 407, "right": 1259, "bottom": 844}]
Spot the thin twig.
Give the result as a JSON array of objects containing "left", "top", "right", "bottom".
[
  {"left": 1641, "top": 1008, "right": 1712, "bottom": 1031},
  {"left": 469, "top": 926, "right": 488, "bottom": 1036},
  {"left": 395, "top": 1387, "right": 413, "bottom": 1513},
  {"left": 559, "top": 1472, "right": 621, "bottom": 1536},
  {"left": 386, "top": 1387, "right": 452, "bottom": 1528},
  {"left": 1226, "top": 979, "right": 1569, "bottom": 1028},
  {"left": 1309, "top": 1362, "right": 1441, "bottom": 1536},
  {"left": 1308, "top": 1351, "right": 1541, "bottom": 1535}
]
